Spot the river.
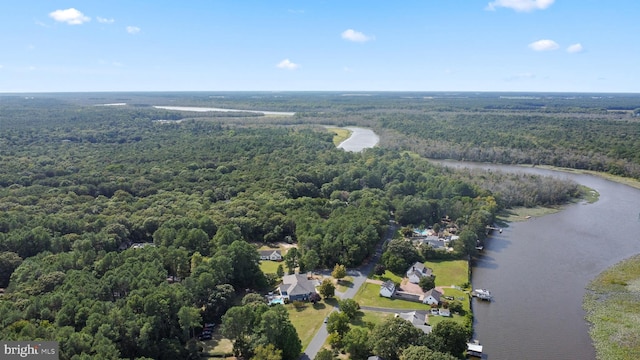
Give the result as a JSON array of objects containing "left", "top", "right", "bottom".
[
  {"left": 333, "top": 128, "right": 640, "bottom": 359},
  {"left": 435, "top": 161, "right": 640, "bottom": 360},
  {"left": 337, "top": 127, "right": 380, "bottom": 152}
]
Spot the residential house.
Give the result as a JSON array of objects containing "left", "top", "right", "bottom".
[
  {"left": 395, "top": 311, "right": 432, "bottom": 334},
  {"left": 379, "top": 280, "right": 396, "bottom": 298},
  {"left": 406, "top": 262, "right": 433, "bottom": 284},
  {"left": 422, "top": 288, "right": 442, "bottom": 306},
  {"left": 278, "top": 274, "right": 318, "bottom": 302},
  {"left": 259, "top": 250, "right": 283, "bottom": 261}
]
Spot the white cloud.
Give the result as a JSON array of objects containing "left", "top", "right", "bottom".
[
  {"left": 567, "top": 43, "right": 584, "bottom": 53},
  {"left": 126, "top": 26, "right": 141, "bottom": 34},
  {"left": 97, "top": 17, "right": 115, "bottom": 24},
  {"left": 528, "top": 39, "right": 559, "bottom": 51},
  {"left": 276, "top": 59, "right": 300, "bottom": 70},
  {"left": 486, "top": 0, "right": 554, "bottom": 12},
  {"left": 49, "top": 8, "right": 90, "bottom": 25},
  {"left": 341, "top": 29, "right": 374, "bottom": 43}
]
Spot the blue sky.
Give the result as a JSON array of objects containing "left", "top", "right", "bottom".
[{"left": 1, "top": 1, "right": 638, "bottom": 92}]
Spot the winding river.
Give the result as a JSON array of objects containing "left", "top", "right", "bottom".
[
  {"left": 436, "top": 161, "right": 640, "bottom": 360},
  {"left": 338, "top": 126, "right": 640, "bottom": 359}
]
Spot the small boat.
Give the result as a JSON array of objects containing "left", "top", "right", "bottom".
[
  {"left": 467, "top": 340, "right": 483, "bottom": 358},
  {"left": 472, "top": 289, "right": 492, "bottom": 301}
]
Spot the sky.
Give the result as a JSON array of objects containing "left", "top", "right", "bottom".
[{"left": 1, "top": 0, "right": 638, "bottom": 93}]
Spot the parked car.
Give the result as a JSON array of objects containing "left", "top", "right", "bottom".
[{"left": 198, "top": 333, "right": 212, "bottom": 341}]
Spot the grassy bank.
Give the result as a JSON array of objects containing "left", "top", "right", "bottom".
[
  {"left": 326, "top": 127, "right": 352, "bottom": 146},
  {"left": 583, "top": 254, "right": 640, "bottom": 360}
]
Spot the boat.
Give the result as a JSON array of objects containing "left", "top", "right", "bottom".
[
  {"left": 466, "top": 340, "right": 483, "bottom": 358},
  {"left": 471, "top": 288, "right": 492, "bottom": 301}
]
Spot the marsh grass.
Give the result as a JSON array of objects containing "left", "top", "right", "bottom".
[{"left": 584, "top": 254, "right": 640, "bottom": 359}]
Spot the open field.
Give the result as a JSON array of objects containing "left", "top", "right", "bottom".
[
  {"left": 287, "top": 300, "right": 336, "bottom": 350},
  {"left": 259, "top": 260, "right": 282, "bottom": 274},
  {"left": 370, "top": 270, "right": 403, "bottom": 283},
  {"left": 199, "top": 329, "right": 234, "bottom": 357},
  {"left": 426, "top": 260, "right": 469, "bottom": 288},
  {"left": 584, "top": 254, "right": 640, "bottom": 360}
]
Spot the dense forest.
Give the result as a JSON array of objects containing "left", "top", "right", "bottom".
[{"left": 0, "top": 92, "right": 622, "bottom": 359}]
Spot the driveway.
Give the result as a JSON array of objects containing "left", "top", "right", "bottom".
[{"left": 299, "top": 220, "right": 397, "bottom": 360}]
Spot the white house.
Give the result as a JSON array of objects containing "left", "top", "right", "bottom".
[
  {"left": 422, "top": 288, "right": 442, "bottom": 305},
  {"left": 259, "top": 250, "right": 283, "bottom": 261},
  {"left": 438, "top": 308, "right": 451, "bottom": 317},
  {"left": 395, "top": 311, "right": 432, "bottom": 334},
  {"left": 406, "top": 262, "right": 433, "bottom": 284},
  {"left": 379, "top": 280, "right": 396, "bottom": 298}
]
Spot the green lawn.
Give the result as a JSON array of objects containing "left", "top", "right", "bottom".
[
  {"left": 335, "top": 276, "right": 354, "bottom": 292},
  {"left": 286, "top": 300, "right": 335, "bottom": 350},
  {"left": 259, "top": 260, "right": 282, "bottom": 274},
  {"left": 425, "top": 260, "right": 469, "bottom": 288},
  {"left": 370, "top": 270, "right": 403, "bottom": 283},
  {"left": 199, "top": 328, "right": 234, "bottom": 357},
  {"left": 352, "top": 310, "right": 394, "bottom": 329},
  {"left": 353, "top": 282, "right": 431, "bottom": 310}
]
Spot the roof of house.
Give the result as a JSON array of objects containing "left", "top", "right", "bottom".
[
  {"left": 406, "top": 262, "right": 433, "bottom": 278},
  {"left": 380, "top": 280, "right": 395, "bottom": 292},
  {"left": 260, "top": 249, "right": 282, "bottom": 257},
  {"left": 280, "top": 274, "right": 316, "bottom": 297},
  {"left": 396, "top": 311, "right": 432, "bottom": 334},
  {"left": 425, "top": 288, "right": 442, "bottom": 302}
]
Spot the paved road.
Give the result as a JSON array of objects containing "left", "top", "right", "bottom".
[{"left": 299, "top": 221, "right": 397, "bottom": 360}]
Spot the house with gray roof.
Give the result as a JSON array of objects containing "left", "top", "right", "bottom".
[
  {"left": 379, "top": 280, "right": 396, "bottom": 298},
  {"left": 259, "top": 249, "right": 283, "bottom": 261},
  {"left": 279, "top": 274, "right": 318, "bottom": 302},
  {"left": 406, "top": 262, "right": 433, "bottom": 284},
  {"left": 395, "top": 311, "right": 432, "bottom": 334},
  {"left": 422, "top": 288, "right": 442, "bottom": 305}
]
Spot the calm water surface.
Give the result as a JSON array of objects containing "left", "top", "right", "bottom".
[
  {"left": 337, "top": 127, "right": 380, "bottom": 152},
  {"left": 436, "top": 161, "right": 640, "bottom": 360}
]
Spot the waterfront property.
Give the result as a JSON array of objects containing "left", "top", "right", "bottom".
[{"left": 406, "top": 262, "right": 433, "bottom": 284}]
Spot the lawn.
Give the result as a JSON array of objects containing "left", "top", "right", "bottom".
[
  {"left": 335, "top": 276, "right": 354, "bottom": 292},
  {"left": 352, "top": 310, "right": 394, "bottom": 329},
  {"left": 199, "top": 329, "right": 234, "bottom": 357},
  {"left": 286, "top": 300, "right": 335, "bottom": 350},
  {"left": 259, "top": 260, "right": 282, "bottom": 275},
  {"left": 425, "top": 260, "right": 469, "bottom": 288},
  {"left": 370, "top": 270, "right": 403, "bottom": 284},
  {"left": 353, "top": 282, "right": 431, "bottom": 310}
]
